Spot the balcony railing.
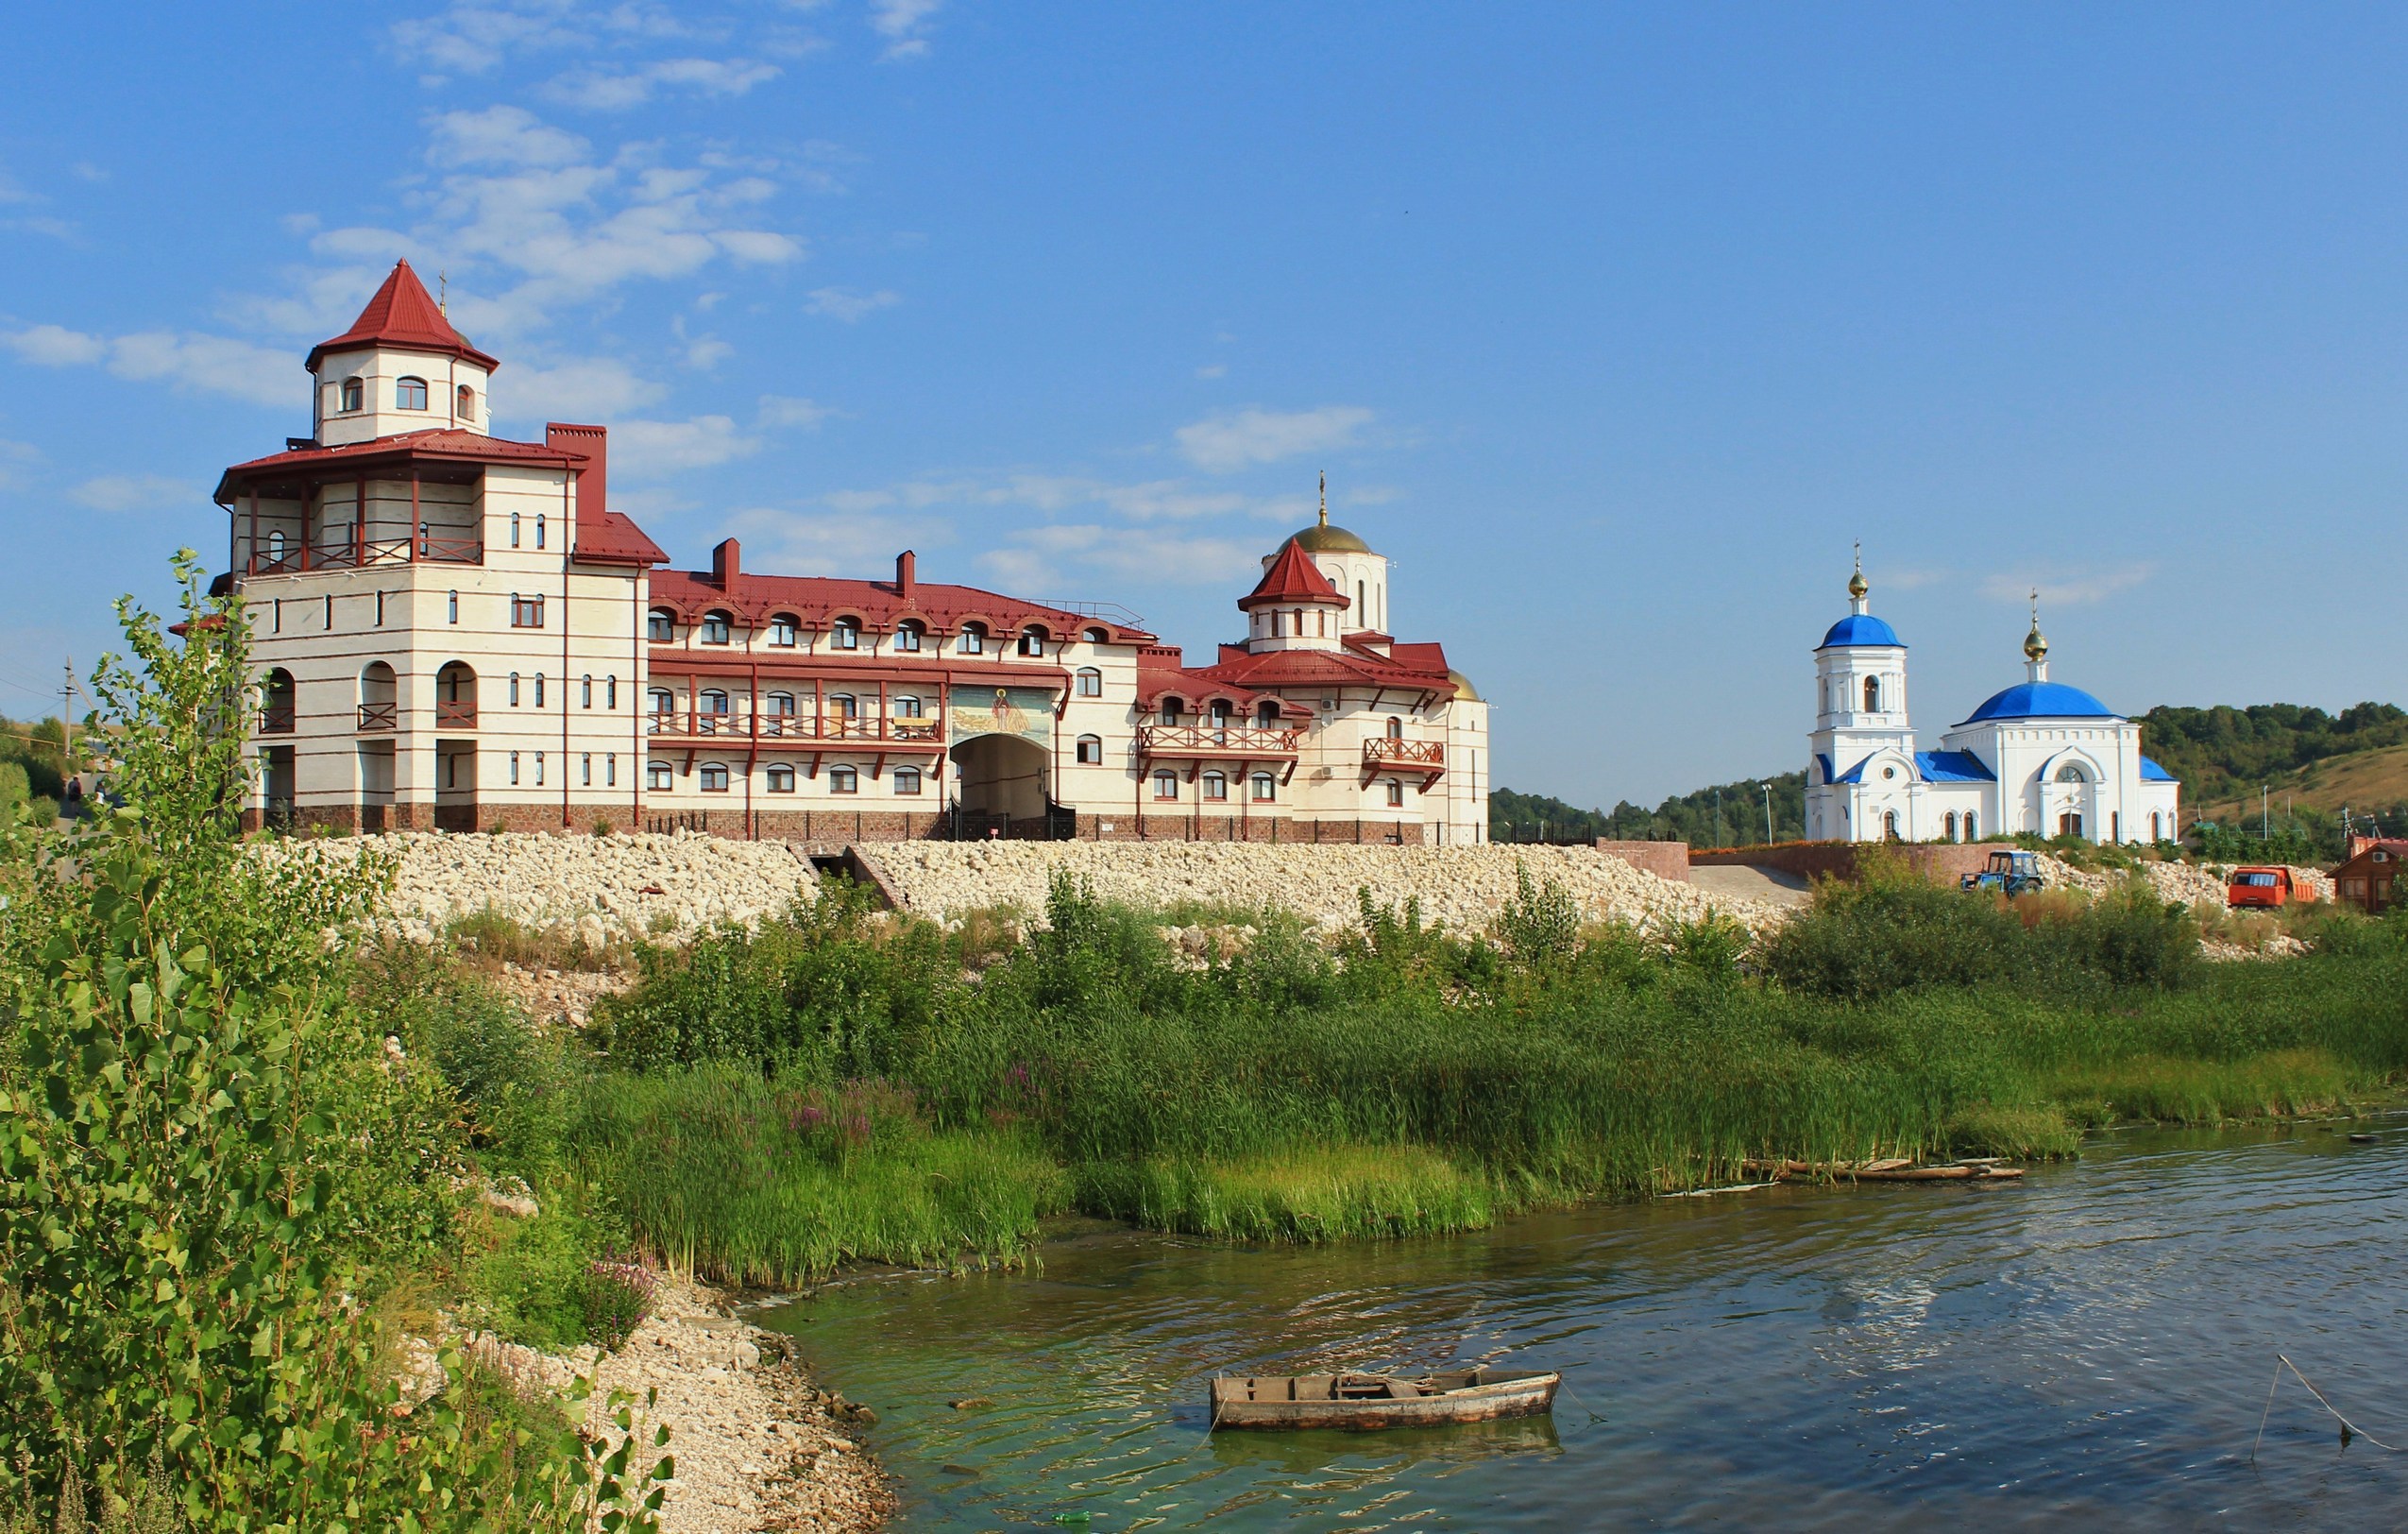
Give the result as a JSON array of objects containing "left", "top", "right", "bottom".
[
  {"left": 358, "top": 701, "right": 398, "bottom": 732},
  {"left": 1364, "top": 736, "right": 1445, "bottom": 771},
  {"left": 246, "top": 535, "right": 482, "bottom": 576},
  {"left": 1136, "top": 723, "right": 1301, "bottom": 757},
  {"left": 259, "top": 704, "right": 296, "bottom": 735},
  {"left": 435, "top": 700, "right": 477, "bottom": 729},
  {"left": 645, "top": 711, "right": 944, "bottom": 743}
]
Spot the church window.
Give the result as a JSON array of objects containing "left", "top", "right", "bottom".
[
  {"left": 1077, "top": 667, "right": 1103, "bottom": 697},
  {"left": 457, "top": 384, "right": 476, "bottom": 420},
  {"left": 2059, "top": 811, "right": 2083, "bottom": 838},
  {"left": 397, "top": 376, "right": 429, "bottom": 410},
  {"left": 2054, "top": 761, "right": 2090, "bottom": 783},
  {"left": 2150, "top": 812, "right": 2162, "bottom": 841},
  {"left": 1357, "top": 580, "right": 1365, "bottom": 621},
  {"left": 1883, "top": 810, "right": 1899, "bottom": 841},
  {"left": 1077, "top": 734, "right": 1104, "bottom": 765},
  {"left": 1944, "top": 811, "right": 1958, "bottom": 841},
  {"left": 1965, "top": 811, "right": 1978, "bottom": 840},
  {"left": 1863, "top": 676, "right": 1880, "bottom": 712},
  {"left": 340, "top": 378, "right": 364, "bottom": 413},
  {"left": 1153, "top": 770, "right": 1179, "bottom": 801}
]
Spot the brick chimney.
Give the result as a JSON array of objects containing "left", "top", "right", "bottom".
[
  {"left": 544, "top": 423, "right": 606, "bottom": 537},
  {"left": 896, "top": 549, "right": 916, "bottom": 598},
  {"left": 712, "top": 537, "right": 740, "bottom": 589}
]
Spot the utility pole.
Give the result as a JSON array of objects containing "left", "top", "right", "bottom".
[
  {"left": 58, "top": 658, "right": 75, "bottom": 778},
  {"left": 1761, "top": 782, "right": 1774, "bottom": 844},
  {"left": 2263, "top": 784, "right": 2269, "bottom": 841},
  {"left": 1714, "top": 787, "right": 1723, "bottom": 848}
]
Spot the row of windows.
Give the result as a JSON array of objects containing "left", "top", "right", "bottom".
[
  {"left": 652, "top": 689, "right": 932, "bottom": 718},
  {"left": 649, "top": 610, "right": 1099, "bottom": 656},
  {"left": 502, "top": 673, "right": 621, "bottom": 708},
  {"left": 649, "top": 760, "right": 924, "bottom": 796},
  {"left": 336, "top": 376, "right": 476, "bottom": 418},
  {"left": 505, "top": 750, "right": 618, "bottom": 788},
  {"left": 1151, "top": 770, "right": 1282, "bottom": 803}
]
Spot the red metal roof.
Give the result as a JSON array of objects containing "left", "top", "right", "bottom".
[
  {"left": 214, "top": 428, "right": 578, "bottom": 501},
  {"left": 575, "top": 510, "right": 668, "bottom": 568},
  {"left": 308, "top": 260, "right": 501, "bottom": 373},
  {"left": 1238, "top": 537, "right": 1348, "bottom": 611},
  {"left": 643, "top": 560, "right": 1156, "bottom": 643},
  {"left": 1181, "top": 637, "right": 1454, "bottom": 697}
]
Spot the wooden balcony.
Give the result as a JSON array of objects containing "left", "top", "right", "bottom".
[
  {"left": 358, "top": 702, "right": 398, "bottom": 732},
  {"left": 246, "top": 534, "right": 482, "bottom": 576},
  {"left": 258, "top": 704, "right": 296, "bottom": 735},
  {"left": 1363, "top": 735, "right": 1445, "bottom": 789},
  {"left": 1136, "top": 723, "right": 1301, "bottom": 758},
  {"left": 645, "top": 711, "right": 944, "bottom": 744}
]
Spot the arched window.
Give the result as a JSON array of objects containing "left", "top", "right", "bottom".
[
  {"left": 832, "top": 619, "right": 860, "bottom": 651},
  {"left": 1258, "top": 702, "right": 1280, "bottom": 726},
  {"left": 605, "top": 675, "right": 618, "bottom": 709},
  {"left": 508, "top": 673, "right": 521, "bottom": 707},
  {"left": 1203, "top": 772, "right": 1229, "bottom": 801},
  {"left": 699, "top": 761, "right": 730, "bottom": 793},
  {"left": 456, "top": 384, "right": 476, "bottom": 420},
  {"left": 534, "top": 513, "right": 546, "bottom": 550},
  {"left": 766, "top": 764, "right": 796, "bottom": 793},
  {"left": 1385, "top": 778, "right": 1404, "bottom": 807},
  {"left": 1357, "top": 579, "right": 1366, "bottom": 621},
  {"left": 2150, "top": 811, "right": 2162, "bottom": 841},
  {"left": 1965, "top": 811, "right": 1977, "bottom": 840},
  {"left": 766, "top": 691, "right": 796, "bottom": 716},
  {"left": 826, "top": 692, "right": 857, "bottom": 720},
  {"left": 340, "top": 378, "right": 364, "bottom": 413},
  {"left": 1209, "top": 700, "right": 1230, "bottom": 728},
  {"left": 1943, "top": 810, "right": 1958, "bottom": 841},
  {"left": 581, "top": 674, "right": 592, "bottom": 708},
  {"left": 1250, "top": 773, "right": 1277, "bottom": 802},
  {"left": 648, "top": 687, "right": 674, "bottom": 716},
  {"left": 449, "top": 589, "right": 458, "bottom": 624},
  {"left": 647, "top": 760, "right": 673, "bottom": 791},
  {"left": 894, "top": 694, "right": 924, "bottom": 719},
  {"left": 896, "top": 620, "right": 924, "bottom": 653},
  {"left": 510, "top": 512, "right": 521, "bottom": 549},
  {"left": 830, "top": 765, "right": 859, "bottom": 794},
  {"left": 1083, "top": 626, "right": 1110, "bottom": 643},
  {"left": 267, "top": 528, "right": 287, "bottom": 565},
  {"left": 1386, "top": 716, "right": 1403, "bottom": 739},
  {"left": 2054, "top": 761, "right": 2090, "bottom": 783},
  {"left": 957, "top": 622, "right": 986, "bottom": 656},
  {"left": 701, "top": 611, "right": 732, "bottom": 645},
  {"left": 1076, "top": 734, "right": 1103, "bottom": 765},
  {"left": 700, "top": 689, "right": 729, "bottom": 716},
  {"left": 397, "top": 376, "right": 429, "bottom": 410},
  {"left": 894, "top": 767, "right": 924, "bottom": 795},
  {"left": 1019, "top": 624, "right": 1048, "bottom": 656},
  {"left": 1883, "top": 810, "right": 1899, "bottom": 841},
  {"left": 1153, "top": 770, "right": 1179, "bottom": 800},
  {"left": 509, "top": 752, "right": 520, "bottom": 785},
  {"left": 1863, "top": 676, "right": 1879, "bottom": 712},
  {"left": 1077, "top": 667, "right": 1103, "bottom": 697},
  {"left": 533, "top": 673, "right": 545, "bottom": 708},
  {"left": 769, "top": 615, "right": 799, "bottom": 647},
  {"left": 1159, "top": 699, "right": 1182, "bottom": 726},
  {"left": 648, "top": 608, "right": 675, "bottom": 642}
]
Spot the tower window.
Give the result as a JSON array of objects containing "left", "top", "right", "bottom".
[
  {"left": 457, "top": 384, "right": 476, "bottom": 420},
  {"left": 1862, "top": 676, "right": 1879, "bottom": 712},
  {"left": 340, "top": 377, "right": 364, "bottom": 412},
  {"left": 534, "top": 674, "right": 545, "bottom": 708},
  {"left": 508, "top": 673, "right": 520, "bottom": 707},
  {"left": 581, "top": 674, "right": 593, "bottom": 708},
  {"left": 510, "top": 512, "right": 521, "bottom": 549},
  {"left": 511, "top": 593, "right": 544, "bottom": 628},
  {"left": 397, "top": 376, "right": 428, "bottom": 410},
  {"left": 509, "top": 751, "right": 520, "bottom": 785},
  {"left": 605, "top": 675, "right": 617, "bottom": 709}
]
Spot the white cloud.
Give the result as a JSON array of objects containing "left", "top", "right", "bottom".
[
  {"left": 804, "top": 285, "right": 900, "bottom": 322},
  {"left": 1175, "top": 405, "right": 1374, "bottom": 473},
  {"left": 390, "top": 0, "right": 593, "bottom": 77},
  {"left": 500, "top": 355, "right": 669, "bottom": 421},
  {"left": 7, "top": 326, "right": 290, "bottom": 405},
  {"left": 683, "top": 336, "right": 733, "bottom": 369},
  {"left": 722, "top": 503, "right": 947, "bottom": 576},
  {"left": 546, "top": 57, "right": 781, "bottom": 110},
  {"left": 869, "top": 0, "right": 941, "bottom": 59},
  {"left": 72, "top": 474, "right": 192, "bottom": 514},
  {"left": 1194, "top": 364, "right": 1227, "bottom": 380},
  {"left": 1981, "top": 565, "right": 2155, "bottom": 607},
  {"left": 610, "top": 415, "right": 760, "bottom": 476},
  {"left": 6, "top": 325, "right": 106, "bottom": 366},
  {"left": 428, "top": 104, "right": 591, "bottom": 169},
  {"left": 757, "top": 394, "right": 835, "bottom": 428},
  {"left": 978, "top": 524, "right": 1263, "bottom": 593}
]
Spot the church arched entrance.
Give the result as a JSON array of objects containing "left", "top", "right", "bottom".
[{"left": 949, "top": 733, "right": 1053, "bottom": 836}]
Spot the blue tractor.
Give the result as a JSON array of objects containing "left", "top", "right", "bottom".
[{"left": 1961, "top": 849, "right": 2046, "bottom": 897}]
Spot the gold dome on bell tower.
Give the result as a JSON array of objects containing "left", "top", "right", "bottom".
[{"left": 2023, "top": 590, "right": 2049, "bottom": 662}]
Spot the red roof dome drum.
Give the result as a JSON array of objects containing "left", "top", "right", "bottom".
[
  {"left": 1237, "top": 537, "right": 1349, "bottom": 612},
  {"left": 307, "top": 260, "right": 500, "bottom": 374}
]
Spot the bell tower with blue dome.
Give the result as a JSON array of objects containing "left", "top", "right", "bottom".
[{"left": 1805, "top": 554, "right": 1921, "bottom": 840}]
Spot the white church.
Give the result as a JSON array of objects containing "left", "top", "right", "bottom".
[{"left": 1805, "top": 561, "right": 2180, "bottom": 845}]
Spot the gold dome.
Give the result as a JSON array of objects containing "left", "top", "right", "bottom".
[
  {"left": 1291, "top": 521, "right": 1372, "bottom": 554},
  {"left": 2024, "top": 590, "right": 2048, "bottom": 660},
  {"left": 1847, "top": 543, "right": 1868, "bottom": 601},
  {"left": 1448, "top": 669, "right": 1482, "bottom": 702}
]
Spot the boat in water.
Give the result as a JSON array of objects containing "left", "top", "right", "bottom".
[{"left": 1209, "top": 1366, "right": 1561, "bottom": 1431}]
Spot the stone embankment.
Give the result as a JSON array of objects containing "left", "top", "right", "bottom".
[
  {"left": 863, "top": 842, "right": 1785, "bottom": 935},
  {"left": 2032, "top": 855, "right": 2335, "bottom": 908},
  {"left": 269, "top": 831, "right": 819, "bottom": 943},
  {"left": 430, "top": 1275, "right": 891, "bottom": 1533}
]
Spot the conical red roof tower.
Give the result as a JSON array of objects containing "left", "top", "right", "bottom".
[
  {"left": 307, "top": 260, "right": 500, "bottom": 372},
  {"left": 1238, "top": 537, "right": 1348, "bottom": 611}
]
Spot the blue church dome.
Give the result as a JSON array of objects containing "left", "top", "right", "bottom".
[
  {"left": 1819, "top": 613, "right": 1903, "bottom": 649},
  {"left": 1959, "top": 680, "right": 2117, "bottom": 724}
]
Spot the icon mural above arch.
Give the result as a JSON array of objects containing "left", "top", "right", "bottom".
[{"left": 949, "top": 685, "right": 1054, "bottom": 743}]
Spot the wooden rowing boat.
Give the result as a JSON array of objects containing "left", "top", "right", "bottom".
[
  {"left": 1739, "top": 1157, "right": 2025, "bottom": 1183},
  {"left": 1209, "top": 1367, "right": 1561, "bottom": 1431}
]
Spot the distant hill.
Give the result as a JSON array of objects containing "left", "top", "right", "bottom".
[
  {"left": 2138, "top": 703, "right": 2408, "bottom": 807},
  {"left": 1493, "top": 772, "right": 1806, "bottom": 847}
]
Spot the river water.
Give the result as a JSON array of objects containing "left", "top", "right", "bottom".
[{"left": 757, "top": 1121, "right": 2408, "bottom": 1529}]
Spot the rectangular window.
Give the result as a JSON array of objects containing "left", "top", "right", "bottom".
[
  {"left": 581, "top": 753, "right": 591, "bottom": 786},
  {"left": 512, "top": 594, "right": 544, "bottom": 628},
  {"left": 324, "top": 594, "right": 332, "bottom": 630},
  {"left": 273, "top": 598, "right": 281, "bottom": 633},
  {"left": 1251, "top": 775, "right": 1276, "bottom": 802},
  {"left": 1154, "top": 771, "right": 1179, "bottom": 801},
  {"left": 376, "top": 590, "right": 385, "bottom": 627}
]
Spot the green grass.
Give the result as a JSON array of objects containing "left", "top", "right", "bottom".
[{"left": 1076, "top": 1144, "right": 1495, "bottom": 1241}]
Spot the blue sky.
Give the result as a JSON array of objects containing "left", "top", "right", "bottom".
[{"left": 4, "top": 3, "right": 2405, "bottom": 805}]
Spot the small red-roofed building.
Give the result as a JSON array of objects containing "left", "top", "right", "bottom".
[{"left": 217, "top": 262, "right": 1488, "bottom": 844}]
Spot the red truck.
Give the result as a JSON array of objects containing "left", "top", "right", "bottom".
[{"left": 2227, "top": 867, "right": 2298, "bottom": 910}]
